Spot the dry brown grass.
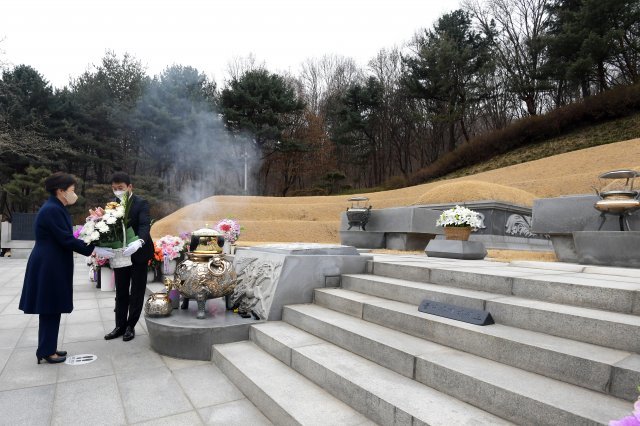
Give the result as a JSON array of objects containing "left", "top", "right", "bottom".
[
  {"left": 152, "top": 138, "right": 640, "bottom": 245},
  {"left": 486, "top": 250, "right": 557, "bottom": 263},
  {"left": 413, "top": 180, "right": 537, "bottom": 207}
]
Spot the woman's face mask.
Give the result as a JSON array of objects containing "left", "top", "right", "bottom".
[{"left": 64, "top": 190, "right": 78, "bottom": 205}]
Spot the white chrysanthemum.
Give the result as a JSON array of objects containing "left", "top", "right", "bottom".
[
  {"left": 436, "top": 205, "right": 481, "bottom": 228},
  {"left": 105, "top": 215, "right": 117, "bottom": 225},
  {"left": 96, "top": 221, "right": 109, "bottom": 233},
  {"left": 83, "top": 221, "right": 95, "bottom": 232},
  {"left": 113, "top": 206, "right": 125, "bottom": 218},
  {"left": 90, "top": 231, "right": 100, "bottom": 241}
]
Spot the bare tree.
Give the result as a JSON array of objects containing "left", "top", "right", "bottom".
[
  {"left": 225, "top": 53, "right": 265, "bottom": 82},
  {"left": 0, "top": 37, "right": 8, "bottom": 71},
  {"left": 299, "top": 54, "right": 364, "bottom": 114},
  {"left": 465, "top": 0, "right": 552, "bottom": 115}
]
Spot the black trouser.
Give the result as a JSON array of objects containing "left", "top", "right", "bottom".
[
  {"left": 37, "top": 313, "right": 61, "bottom": 358},
  {"left": 114, "top": 262, "right": 148, "bottom": 329}
]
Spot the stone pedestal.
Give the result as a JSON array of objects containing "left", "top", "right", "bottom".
[
  {"left": 425, "top": 240, "right": 487, "bottom": 260},
  {"left": 340, "top": 207, "right": 441, "bottom": 250},
  {"left": 532, "top": 195, "right": 640, "bottom": 263},
  {"left": 339, "top": 231, "right": 386, "bottom": 249},
  {"left": 145, "top": 297, "right": 256, "bottom": 360},
  {"left": 573, "top": 231, "right": 640, "bottom": 268},
  {"left": 232, "top": 243, "right": 367, "bottom": 320}
]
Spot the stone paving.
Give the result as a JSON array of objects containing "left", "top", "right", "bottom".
[{"left": 0, "top": 257, "right": 272, "bottom": 426}]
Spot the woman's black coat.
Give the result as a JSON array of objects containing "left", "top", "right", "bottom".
[{"left": 19, "top": 196, "right": 94, "bottom": 314}]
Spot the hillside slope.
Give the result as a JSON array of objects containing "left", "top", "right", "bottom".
[{"left": 152, "top": 138, "right": 640, "bottom": 243}]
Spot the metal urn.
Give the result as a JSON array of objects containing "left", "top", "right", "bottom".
[
  {"left": 170, "top": 226, "right": 237, "bottom": 319},
  {"left": 144, "top": 292, "right": 173, "bottom": 317},
  {"left": 594, "top": 169, "right": 640, "bottom": 230},
  {"left": 346, "top": 196, "right": 372, "bottom": 230}
]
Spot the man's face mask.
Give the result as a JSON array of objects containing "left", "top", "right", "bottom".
[{"left": 113, "top": 190, "right": 126, "bottom": 199}]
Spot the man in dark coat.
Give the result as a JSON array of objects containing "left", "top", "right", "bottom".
[
  {"left": 20, "top": 172, "right": 114, "bottom": 363},
  {"left": 104, "top": 172, "right": 154, "bottom": 342}
]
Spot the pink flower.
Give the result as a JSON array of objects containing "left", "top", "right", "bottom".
[
  {"left": 610, "top": 416, "right": 640, "bottom": 426},
  {"left": 610, "top": 400, "right": 640, "bottom": 426},
  {"left": 87, "top": 207, "right": 105, "bottom": 220}
]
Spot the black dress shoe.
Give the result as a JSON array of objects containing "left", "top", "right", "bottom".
[
  {"left": 37, "top": 354, "right": 66, "bottom": 364},
  {"left": 56, "top": 350, "right": 67, "bottom": 356},
  {"left": 123, "top": 326, "right": 135, "bottom": 342},
  {"left": 104, "top": 327, "right": 125, "bottom": 340}
]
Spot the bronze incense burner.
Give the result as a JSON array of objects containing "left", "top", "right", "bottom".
[{"left": 168, "top": 226, "right": 237, "bottom": 319}]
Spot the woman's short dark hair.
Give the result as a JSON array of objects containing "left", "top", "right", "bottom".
[
  {"left": 44, "top": 172, "right": 77, "bottom": 196},
  {"left": 110, "top": 171, "right": 131, "bottom": 185}
]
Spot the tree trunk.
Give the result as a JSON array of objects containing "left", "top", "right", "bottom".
[
  {"left": 524, "top": 95, "right": 537, "bottom": 116},
  {"left": 448, "top": 122, "right": 456, "bottom": 152},
  {"left": 597, "top": 61, "right": 608, "bottom": 93},
  {"left": 581, "top": 79, "right": 591, "bottom": 98},
  {"left": 459, "top": 118, "right": 470, "bottom": 143}
]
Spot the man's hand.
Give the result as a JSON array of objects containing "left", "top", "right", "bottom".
[
  {"left": 94, "top": 247, "right": 115, "bottom": 259},
  {"left": 123, "top": 239, "right": 144, "bottom": 256}
]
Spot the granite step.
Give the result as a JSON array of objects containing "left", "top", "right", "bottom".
[
  {"left": 314, "top": 286, "right": 640, "bottom": 357},
  {"left": 367, "top": 262, "right": 640, "bottom": 314},
  {"left": 282, "top": 302, "right": 640, "bottom": 401},
  {"left": 251, "top": 321, "right": 629, "bottom": 425},
  {"left": 212, "top": 340, "right": 373, "bottom": 426},
  {"left": 249, "top": 321, "right": 513, "bottom": 426},
  {"left": 414, "top": 346, "right": 630, "bottom": 425}
]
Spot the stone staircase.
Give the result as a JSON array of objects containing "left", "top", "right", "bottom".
[{"left": 212, "top": 257, "right": 640, "bottom": 425}]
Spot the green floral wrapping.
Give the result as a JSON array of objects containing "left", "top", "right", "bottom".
[{"left": 98, "top": 227, "right": 139, "bottom": 249}]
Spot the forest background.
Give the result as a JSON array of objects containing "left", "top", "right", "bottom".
[{"left": 1, "top": 0, "right": 639, "bottom": 220}]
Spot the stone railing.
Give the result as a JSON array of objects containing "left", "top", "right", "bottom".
[{"left": 1, "top": 213, "right": 37, "bottom": 259}]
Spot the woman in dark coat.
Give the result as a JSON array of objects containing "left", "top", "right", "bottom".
[{"left": 19, "top": 172, "right": 113, "bottom": 364}]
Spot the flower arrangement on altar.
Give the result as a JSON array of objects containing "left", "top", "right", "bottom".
[
  {"left": 148, "top": 245, "right": 163, "bottom": 272},
  {"left": 436, "top": 205, "right": 482, "bottom": 228},
  {"left": 215, "top": 218, "right": 241, "bottom": 244},
  {"left": 86, "top": 253, "right": 111, "bottom": 285},
  {"left": 179, "top": 231, "right": 192, "bottom": 251},
  {"left": 155, "top": 234, "right": 187, "bottom": 261},
  {"left": 77, "top": 194, "right": 138, "bottom": 248}
]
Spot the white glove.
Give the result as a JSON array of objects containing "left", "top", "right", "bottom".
[
  {"left": 94, "top": 247, "right": 115, "bottom": 259},
  {"left": 123, "top": 239, "right": 144, "bottom": 256}
]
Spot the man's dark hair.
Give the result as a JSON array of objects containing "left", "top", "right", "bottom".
[
  {"left": 110, "top": 171, "right": 131, "bottom": 185},
  {"left": 44, "top": 172, "right": 77, "bottom": 196}
]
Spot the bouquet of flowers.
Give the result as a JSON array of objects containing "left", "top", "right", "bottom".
[
  {"left": 155, "top": 235, "right": 187, "bottom": 261},
  {"left": 179, "top": 231, "right": 192, "bottom": 252},
  {"left": 215, "top": 218, "right": 241, "bottom": 244},
  {"left": 148, "top": 245, "right": 163, "bottom": 272},
  {"left": 77, "top": 193, "right": 139, "bottom": 249},
  {"left": 86, "top": 254, "right": 110, "bottom": 283},
  {"left": 436, "top": 205, "right": 482, "bottom": 228}
]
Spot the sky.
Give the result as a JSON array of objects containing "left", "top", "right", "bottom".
[{"left": 1, "top": 0, "right": 458, "bottom": 89}]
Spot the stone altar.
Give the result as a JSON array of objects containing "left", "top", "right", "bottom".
[
  {"left": 340, "top": 201, "right": 552, "bottom": 251},
  {"left": 145, "top": 243, "right": 368, "bottom": 360},
  {"left": 230, "top": 243, "right": 368, "bottom": 320}
]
